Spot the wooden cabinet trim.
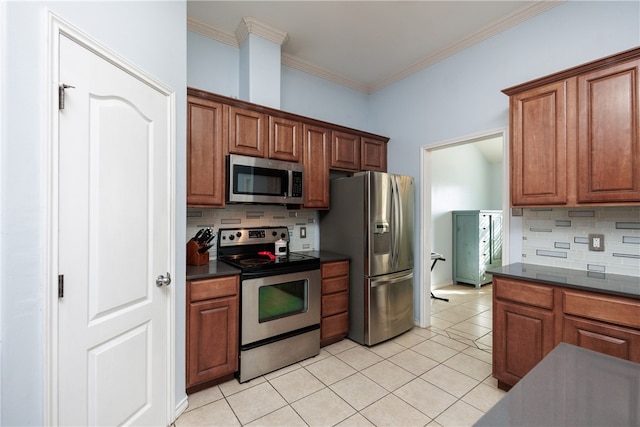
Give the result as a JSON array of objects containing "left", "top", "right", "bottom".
[{"left": 503, "top": 47, "right": 640, "bottom": 96}]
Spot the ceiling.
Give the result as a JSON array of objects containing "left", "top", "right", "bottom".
[{"left": 187, "top": 1, "right": 562, "bottom": 94}]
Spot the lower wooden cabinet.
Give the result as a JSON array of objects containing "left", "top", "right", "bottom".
[
  {"left": 186, "top": 275, "right": 239, "bottom": 392},
  {"left": 493, "top": 299, "right": 555, "bottom": 389},
  {"left": 493, "top": 275, "right": 640, "bottom": 390},
  {"left": 321, "top": 260, "right": 349, "bottom": 346}
]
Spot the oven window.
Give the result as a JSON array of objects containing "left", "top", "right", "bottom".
[{"left": 259, "top": 279, "right": 307, "bottom": 322}]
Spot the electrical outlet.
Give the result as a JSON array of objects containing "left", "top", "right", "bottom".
[
  {"left": 588, "top": 233, "right": 605, "bottom": 251},
  {"left": 300, "top": 227, "right": 306, "bottom": 239}
]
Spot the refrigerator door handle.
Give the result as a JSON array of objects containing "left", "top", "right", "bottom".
[
  {"left": 370, "top": 271, "right": 414, "bottom": 288},
  {"left": 392, "top": 176, "right": 403, "bottom": 269}
]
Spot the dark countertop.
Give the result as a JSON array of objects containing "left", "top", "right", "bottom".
[
  {"left": 488, "top": 262, "right": 640, "bottom": 299},
  {"left": 186, "top": 260, "right": 240, "bottom": 281},
  {"left": 474, "top": 343, "right": 640, "bottom": 427},
  {"left": 185, "top": 250, "right": 349, "bottom": 281}
]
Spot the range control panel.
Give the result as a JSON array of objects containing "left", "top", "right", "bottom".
[{"left": 218, "top": 226, "right": 289, "bottom": 247}]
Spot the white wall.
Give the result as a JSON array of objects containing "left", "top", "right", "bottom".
[
  {"left": 369, "top": 0, "right": 640, "bottom": 316},
  {"left": 0, "top": 1, "right": 187, "bottom": 425},
  {"left": 430, "top": 143, "right": 502, "bottom": 287}
]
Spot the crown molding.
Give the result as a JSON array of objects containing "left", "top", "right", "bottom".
[
  {"left": 188, "top": 1, "right": 563, "bottom": 94},
  {"left": 187, "top": 17, "right": 238, "bottom": 47},
  {"left": 236, "top": 17, "right": 289, "bottom": 46},
  {"left": 281, "top": 53, "right": 369, "bottom": 93},
  {"left": 369, "top": 1, "right": 563, "bottom": 93}
]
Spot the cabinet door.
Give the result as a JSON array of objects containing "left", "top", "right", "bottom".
[
  {"left": 269, "top": 116, "right": 302, "bottom": 162},
  {"left": 510, "top": 81, "right": 568, "bottom": 206},
  {"left": 494, "top": 300, "right": 555, "bottom": 388},
  {"left": 187, "top": 295, "right": 238, "bottom": 388},
  {"left": 187, "top": 96, "right": 225, "bottom": 207},
  {"left": 228, "top": 106, "right": 267, "bottom": 157},
  {"left": 361, "top": 137, "right": 387, "bottom": 172},
  {"left": 577, "top": 58, "right": 640, "bottom": 203},
  {"left": 331, "top": 130, "right": 360, "bottom": 171},
  {"left": 564, "top": 316, "right": 640, "bottom": 363},
  {"left": 303, "top": 124, "right": 331, "bottom": 209}
]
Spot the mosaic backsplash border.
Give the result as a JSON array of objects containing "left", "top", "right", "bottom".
[
  {"left": 187, "top": 205, "right": 318, "bottom": 259},
  {"left": 522, "top": 207, "right": 640, "bottom": 276}
]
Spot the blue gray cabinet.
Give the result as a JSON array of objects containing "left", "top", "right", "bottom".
[{"left": 452, "top": 210, "right": 503, "bottom": 288}]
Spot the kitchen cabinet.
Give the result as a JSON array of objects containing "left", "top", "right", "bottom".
[
  {"left": 228, "top": 106, "right": 267, "bottom": 158},
  {"left": 493, "top": 274, "right": 640, "bottom": 390},
  {"left": 562, "top": 289, "right": 640, "bottom": 363},
  {"left": 331, "top": 130, "right": 360, "bottom": 171},
  {"left": 493, "top": 277, "right": 556, "bottom": 390},
  {"left": 320, "top": 260, "right": 349, "bottom": 346},
  {"left": 186, "top": 275, "right": 239, "bottom": 392},
  {"left": 303, "top": 124, "right": 331, "bottom": 209},
  {"left": 504, "top": 48, "right": 640, "bottom": 207},
  {"left": 361, "top": 137, "right": 387, "bottom": 172},
  {"left": 452, "top": 210, "right": 502, "bottom": 288},
  {"left": 187, "top": 88, "right": 389, "bottom": 209},
  {"left": 186, "top": 95, "right": 226, "bottom": 207},
  {"left": 269, "top": 116, "right": 302, "bottom": 162}
]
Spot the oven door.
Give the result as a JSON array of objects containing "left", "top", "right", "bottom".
[{"left": 241, "top": 269, "right": 321, "bottom": 345}]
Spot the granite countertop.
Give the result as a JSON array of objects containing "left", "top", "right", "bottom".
[
  {"left": 474, "top": 343, "right": 640, "bottom": 426},
  {"left": 488, "top": 263, "right": 640, "bottom": 299},
  {"left": 185, "top": 250, "right": 349, "bottom": 281}
]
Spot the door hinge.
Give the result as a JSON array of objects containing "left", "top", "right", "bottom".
[
  {"left": 58, "top": 83, "right": 75, "bottom": 110},
  {"left": 58, "top": 274, "right": 64, "bottom": 298}
]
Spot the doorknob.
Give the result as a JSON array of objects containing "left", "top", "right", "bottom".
[{"left": 155, "top": 272, "right": 172, "bottom": 287}]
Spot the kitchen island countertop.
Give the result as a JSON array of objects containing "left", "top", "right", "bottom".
[
  {"left": 474, "top": 343, "right": 640, "bottom": 426},
  {"left": 488, "top": 262, "right": 640, "bottom": 299}
]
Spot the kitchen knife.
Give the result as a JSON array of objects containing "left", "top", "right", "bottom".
[{"left": 194, "top": 229, "right": 204, "bottom": 241}]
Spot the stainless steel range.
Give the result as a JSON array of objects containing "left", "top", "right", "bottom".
[{"left": 217, "top": 226, "right": 321, "bottom": 383}]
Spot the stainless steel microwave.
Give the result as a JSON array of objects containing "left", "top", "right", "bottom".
[{"left": 227, "top": 154, "right": 304, "bottom": 204}]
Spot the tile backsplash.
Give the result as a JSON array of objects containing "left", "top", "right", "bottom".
[
  {"left": 522, "top": 207, "right": 640, "bottom": 276},
  {"left": 187, "top": 205, "right": 318, "bottom": 259}
]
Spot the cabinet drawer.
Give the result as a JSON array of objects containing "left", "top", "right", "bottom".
[
  {"left": 321, "top": 312, "right": 349, "bottom": 340},
  {"left": 563, "top": 316, "right": 640, "bottom": 363},
  {"left": 189, "top": 276, "right": 239, "bottom": 302},
  {"left": 322, "top": 260, "right": 349, "bottom": 278},
  {"left": 322, "top": 291, "right": 348, "bottom": 317},
  {"left": 494, "top": 277, "right": 554, "bottom": 309},
  {"left": 563, "top": 290, "right": 640, "bottom": 329},
  {"left": 323, "top": 276, "right": 349, "bottom": 295}
]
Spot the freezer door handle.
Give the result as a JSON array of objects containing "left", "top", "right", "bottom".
[{"left": 370, "top": 271, "right": 414, "bottom": 288}]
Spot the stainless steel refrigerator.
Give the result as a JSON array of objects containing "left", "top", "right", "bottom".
[{"left": 320, "top": 171, "right": 415, "bottom": 346}]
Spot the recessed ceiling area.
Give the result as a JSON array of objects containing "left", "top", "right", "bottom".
[{"left": 187, "top": 1, "right": 562, "bottom": 93}]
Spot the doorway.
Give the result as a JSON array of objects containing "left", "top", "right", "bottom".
[{"left": 419, "top": 129, "right": 510, "bottom": 328}]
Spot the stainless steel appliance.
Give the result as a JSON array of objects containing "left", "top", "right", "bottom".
[
  {"left": 227, "top": 154, "right": 304, "bottom": 205},
  {"left": 320, "top": 171, "right": 415, "bottom": 346},
  {"left": 217, "top": 226, "right": 320, "bottom": 382}
]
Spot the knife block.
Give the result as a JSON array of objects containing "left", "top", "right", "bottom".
[{"left": 186, "top": 239, "right": 209, "bottom": 266}]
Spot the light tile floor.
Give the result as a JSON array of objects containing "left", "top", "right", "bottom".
[{"left": 176, "top": 284, "right": 505, "bottom": 427}]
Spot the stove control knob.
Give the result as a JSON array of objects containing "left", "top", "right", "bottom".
[
  {"left": 272, "top": 231, "right": 278, "bottom": 237},
  {"left": 236, "top": 232, "right": 242, "bottom": 238},
  {"left": 228, "top": 234, "right": 234, "bottom": 241},
  {"left": 280, "top": 232, "right": 287, "bottom": 239}
]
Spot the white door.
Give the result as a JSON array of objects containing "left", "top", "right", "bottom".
[{"left": 57, "top": 33, "right": 173, "bottom": 426}]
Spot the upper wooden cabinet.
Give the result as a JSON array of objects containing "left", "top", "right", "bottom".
[
  {"left": 187, "top": 95, "right": 226, "bottom": 207},
  {"left": 228, "top": 106, "right": 267, "bottom": 158},
  {"left": 576, "top": 58, "right": 640, "bottom": 203},
  {"left": 303, "top": 124, "right": 331, "bottom": 209},
  {"left": 186, "top": 88, "right": 389, "bottom": 208},
  {"left": 331, "top": 130, "right": 360, "bottom": 171},
  {"left": 361, "top": 137, "right": 387, "bottom": 172},
  {"left": 504, "top": 48, "right": 640, "bottom": 207},
  {"left": 269, "top": 116, "right": 302, "bottom": 162}
]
